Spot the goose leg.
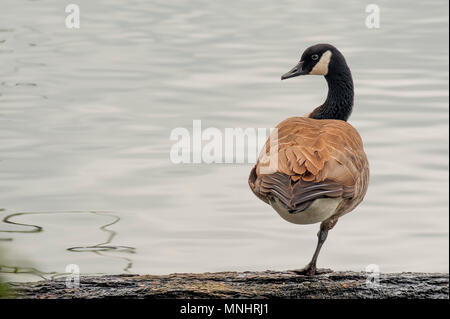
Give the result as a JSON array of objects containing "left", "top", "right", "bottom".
[{"left": 293, "top": 217, "right": 338, "bottom": 276}]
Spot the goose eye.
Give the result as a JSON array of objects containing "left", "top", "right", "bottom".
[{"left": 311, "top": 54, "right": 319, "bottom": 61}]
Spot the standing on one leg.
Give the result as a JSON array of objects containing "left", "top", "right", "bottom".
[
  {"left": 293, "top": 217, "right": 338, "bottom": 275},
  {"left": 248, "top": 44, "right": 369, "bottom": 275}
]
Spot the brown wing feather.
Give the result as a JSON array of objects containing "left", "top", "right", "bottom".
[
  {"left": 249, "top": 167, "right": 354, "bottom": 214},
  {"left": 249, "top": 117, "right": 369, "bottom": 216}
]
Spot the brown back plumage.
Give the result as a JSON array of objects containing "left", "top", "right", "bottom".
[{"left": 249, "top": 117, "right": 369, "bottom": 216}]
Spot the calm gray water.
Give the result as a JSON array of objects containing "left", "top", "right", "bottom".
[{"left": 0, "top": 0, "right": 448, "bottom": 282}]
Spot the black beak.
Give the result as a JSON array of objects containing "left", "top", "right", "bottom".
[{"left": 281, "top": 61, "right": 306, "bottom": 80}]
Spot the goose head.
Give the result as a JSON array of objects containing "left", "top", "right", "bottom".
[{"left": 281, "top": 43, "right": 348, "bottom": 80}]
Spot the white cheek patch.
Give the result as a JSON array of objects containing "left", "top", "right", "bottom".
[{"left": 309, "top": 50, "right": 332, "bottom": 75}]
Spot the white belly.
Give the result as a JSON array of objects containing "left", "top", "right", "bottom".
[{"left": 270, "top": 197, "right": 342, "bottom": 225}]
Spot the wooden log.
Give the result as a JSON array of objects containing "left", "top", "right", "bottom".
[{"left": 6, "top": 270, "right": 449, "bottom": 299}]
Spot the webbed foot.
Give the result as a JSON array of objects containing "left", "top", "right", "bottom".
[{"left": 291, "top": 265, "right": 333, "bottom": 276}]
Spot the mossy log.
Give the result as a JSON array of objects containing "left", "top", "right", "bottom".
[{"left": 7, "top": 270, "right": 449, "bottom": 299}]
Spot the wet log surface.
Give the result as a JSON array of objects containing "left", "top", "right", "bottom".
[{"left": 8, "top": 270, "right": 449, "bottom": 299}]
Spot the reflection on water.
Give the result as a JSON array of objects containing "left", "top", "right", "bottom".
[
  {"left": 0, "top": 211, "right": 135, "bottom": 281},
  {"left": 67, "top": 212, "right": 135, "bottom": 273},
  {"left": 0, "top": 0, "right": 448, "bottom": 281},
  {"left": 0, "top": 265, "right": 55, "bottom": 281},
  {"left": 1, "top": 212, "right": 43, "bottom": 234}
]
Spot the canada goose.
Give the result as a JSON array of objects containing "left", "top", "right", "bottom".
[{"left": 248, "top": 43, "right": 369, "bottom": 275}]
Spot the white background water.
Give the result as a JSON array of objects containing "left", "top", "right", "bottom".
[{"left": 0, "top": 0, "right": 448, "bottom": 281}]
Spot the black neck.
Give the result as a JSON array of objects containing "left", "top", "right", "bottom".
[{"left": 309, "top": 68, "right": 354, "bottom": 121}]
